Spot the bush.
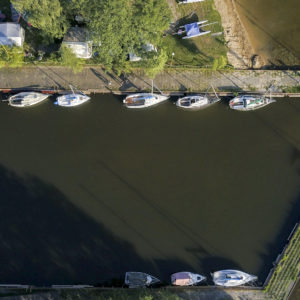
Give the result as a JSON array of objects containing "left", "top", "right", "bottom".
[
  {"left": 0, "top": 45, "right": 24, "bottom": 68},
  {"left": 212, "top": 55, "right": 227, "bottom": 70},
  {"left": 59, "top": 45, "right": 85, "bottom": 73}
]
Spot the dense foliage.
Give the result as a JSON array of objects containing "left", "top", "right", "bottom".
[
  {"left": 0, "top": 45, "right": 24, "bottom": 68},
  {"left": 11, "top": 0, "right": 172, "bottom": 75},
  {"left": 59, "top": 45, "right": 85, "bottom": 73},
  {"left": 11, "top": 0, "right": 68, "bottom": 42}
]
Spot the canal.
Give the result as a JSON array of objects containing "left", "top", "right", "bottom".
[{"left": 0, "top": 94, "right": 299, "bottom": 285}]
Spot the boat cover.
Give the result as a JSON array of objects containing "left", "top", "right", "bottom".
[
  {"left": 184, "top": 23, "right": 200, "bottom": 38},
  {"left": 171, "top": 272, "right": 192, "bottom": 285}
]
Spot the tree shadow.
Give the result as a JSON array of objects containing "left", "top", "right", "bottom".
[{"left": 0, "top": 164, "right": 192, "bottom": 286}]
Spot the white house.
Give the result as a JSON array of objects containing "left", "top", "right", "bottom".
[
  {"left": 62, "top": 27, "right": 92, "bottom": 59},
  {"left": 0, "top": 23, "right": 25, "bottom": 47}
]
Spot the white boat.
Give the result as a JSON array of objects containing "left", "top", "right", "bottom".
[
  {"left": 125, "top": 272, "right": 160, "bottom": 288},
  {"left": 123, "top": 80, "right": 169, "bottom": 108},
  {"left": 55, "top": 86, "right": 90, "bottom": 107},
  {"left": 123, "top": 93, "right": 169, "bottom": 108},
  {"left": 171, "top": 272, "right": 206, "bottom": 286},
  {"left": 8, "top": 92, "right": 49, "bottom": 107},
  {"left": 176, "top": 85, "right": 219, "bottom": 109},
  {"left": 229, "top": 87, "right": 275, "bottom": 111},
  {"left": 212, "top": 270, "right": 257, "bottom": 287}
]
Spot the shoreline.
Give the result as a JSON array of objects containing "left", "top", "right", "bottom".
[
  {"left": 213, "top": 0, "right": 264, "bottom": 69},
  {"left": 0, "top": 66, "right": 300, "bottom": 94}
]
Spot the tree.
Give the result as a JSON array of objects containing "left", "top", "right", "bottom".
[
  {"left": 142, "top": 49, "right": 168, "bottom": 78},
  {"left": 82, "top": 0, "right": 171, "bottom": 72},
  {"left": 11, "top": 0, "right": 68, "bottom": 42}
]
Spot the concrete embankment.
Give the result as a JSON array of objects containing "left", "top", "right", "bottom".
[
  {"left": 0, "top": 66, "right": 300, "bottom": 95},
  {"left": 0, "top": 286, "right": 268, "bottom": 300}
]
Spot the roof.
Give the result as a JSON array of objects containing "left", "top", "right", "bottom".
[
  {"left": 63, "top": 27, "right": 89, "bottom": 43},
  {"left": 0, "top": 23, "right": 23, "bottom": 38},
  {"left": 62, "top": 27, "right": 92, "bottom": 58},
  {"left": 0, "top": 23, "right": 24, "bottom": 46}
]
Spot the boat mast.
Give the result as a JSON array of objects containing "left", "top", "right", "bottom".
[
  {"left": 151, "top": 79, "right": 154, "bottom": 94},
  {"left": 211, "top": 84, "right": 219, "bottom": 100}
]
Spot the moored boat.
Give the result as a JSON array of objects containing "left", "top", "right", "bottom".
[
  {"left": 55, "top": 85, "right": 90, "bottom": 107},
  {"left": 176, "top": 85, "right": 220, "bottom": 109},
  {"left": 8, "top": 92, "right": 49, "bottom": 107},
  {"left": 176, "top": 95, "right": 219, "bottom": 109},
  {"left": 171, "top": 272, "right": 206, "bottom": 286},
  {"left": 123, "top": 93, "right": 169, "bottom": 108},
  {"left": 125, "top": 272, "right": 160, "bottom": 288},
  {"left": 229, "top": 94, "right": 275, "bottom": 111},
  {"left": 212, "top": 270, "right": 257, "bottom": 287}
]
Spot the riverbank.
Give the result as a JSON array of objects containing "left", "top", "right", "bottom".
[
  {"left": 213, "top": 0, "right": 264, "bottom": 69},
  {"left": 0, "top": 66, "right": 300, "bottom": 94}
]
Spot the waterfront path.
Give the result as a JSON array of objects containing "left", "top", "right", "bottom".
[{"left": 0, "top": 66, "right": 300, "bottom": 94}]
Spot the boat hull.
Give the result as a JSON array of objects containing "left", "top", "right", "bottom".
[
  {"left": 176, "top": 95, "right": 220, "bottom": 109},
  {"left": 212, "top": 270, "right": 257, "bottom": 287},
  {"left": 229, "top": 95, "right": 275, "bottom": 111},
  {"left": 55, "top": 94, "right": 90, "bottom": 107},
  {"left": 123, "top": 93, "right": 169, "bottom": 108},
  {"left": 8, "top": 92, "right": 49, "bottom": 107}
]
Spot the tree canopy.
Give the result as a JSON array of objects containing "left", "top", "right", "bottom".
[
  {"left": 12, "top": 0, "right": 172, "bottom": 75},
  {"left": 11, "top": 0, "right": 68, "bottom": 41}
]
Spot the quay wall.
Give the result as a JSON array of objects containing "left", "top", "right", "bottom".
[{"left": 0, "top": 67, "right": 300, "bottom": 94}]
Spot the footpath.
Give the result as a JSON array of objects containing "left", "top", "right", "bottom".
[{"left": 0, "top": 66, "right": 300, "bottom": 95}]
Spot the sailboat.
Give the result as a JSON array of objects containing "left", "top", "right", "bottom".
[
  {"left": 212, "top": 270, "right": 257, "bottom": 287},
  {"left": 123, "top": 80, "right": 169, "bottom": 108},
  {"left": 229, "top": 86, "right": 275, "bottom": 111},
  {"left": 7, "top": 92, "right": 49, "bottom": 107},
  {"left": 55, "top": 85, "right": 90, "bottom": 107},
  {"left": 176, "top": 85, "right": 220, "bottom": 109},
  {"left": 125, "top": 272, "right": 160, "bottom": 288}
]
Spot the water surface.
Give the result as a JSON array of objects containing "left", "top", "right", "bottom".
[
  {"left": 235, "top": 0, "right": 300, "bottom": 67},
  {"left": 0, "top": 94, "right": 299, "bottom": 285}
]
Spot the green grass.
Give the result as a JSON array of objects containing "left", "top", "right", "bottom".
[{"left": 162, "top": 0, "right": 227, "bottom": 68}]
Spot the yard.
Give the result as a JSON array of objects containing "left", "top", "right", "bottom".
[{"left": 163, "top": 0, "right": 228, "bottom": 68}]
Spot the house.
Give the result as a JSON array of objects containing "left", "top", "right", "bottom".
[
  {"left": 0, "top": 23, "right": 25, "bottom": 47},
  {"left": 62, "top": 27, "right": 92, "bottom": 59}
]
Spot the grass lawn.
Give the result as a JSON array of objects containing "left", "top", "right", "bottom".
[{"left": 163, "top": 0, "right": 227, "bottom": 68}]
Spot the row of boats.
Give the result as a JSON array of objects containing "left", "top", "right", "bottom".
[
  {"left": 3, "top": 85, "right": 275, "bottom": 111},
  {"left": 125, "top": 270, "right": 258, "bottom": 288}
]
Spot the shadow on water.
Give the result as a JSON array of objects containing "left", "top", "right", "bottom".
[
  {"left": 0, "top": 164, "right": 194, "bottom": 285},
  {"left": 257, "top": 187, "right": 300, "bottom": 282},
  {"left": 249, "top": 107, "right": 300, "bottom": 282}
]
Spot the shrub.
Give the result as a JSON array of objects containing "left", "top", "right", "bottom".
[
  {"left": 59, "top": 45, "right": 85, "bottom": 73},
  {"left": 0, "top": 45, "right": 24, "bottom": 68}
]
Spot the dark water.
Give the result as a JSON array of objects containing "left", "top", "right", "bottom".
[
  {"left": 235, "top": 0, "right": 300, "bottom": 66},
  {"left": 0, "top": 94, "right": 300, "bottom": 285}
]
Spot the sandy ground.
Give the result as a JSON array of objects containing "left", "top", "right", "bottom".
[{"left": 213, "top": 0, "right": 264, "bottom": 69}]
